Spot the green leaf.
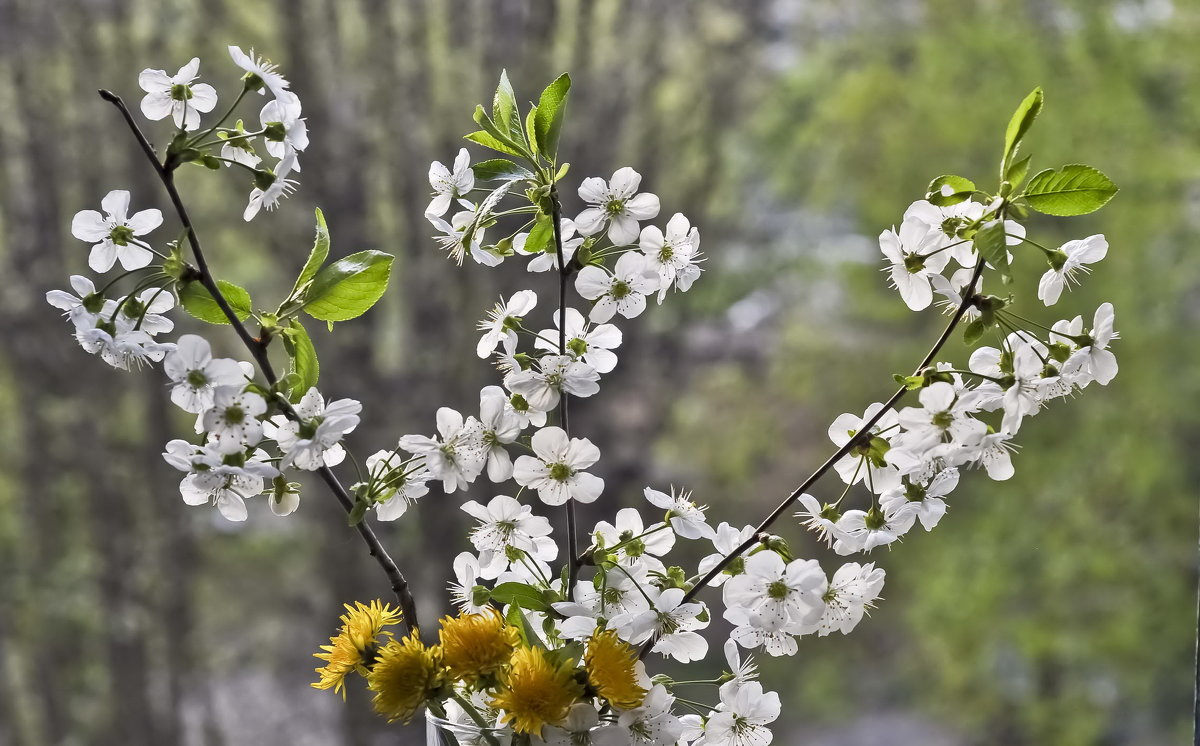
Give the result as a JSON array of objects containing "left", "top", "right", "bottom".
[
  {"left": 522, "top": 212, "right": 555, "bottom": 255},
  {"left": 281, "top": 318, "right": 318, "bottom": 403},
  {"left": 926, "top": 175, "right": 977, "bottom": 207},
  {"left": 1005, "top": 153, "right": 1032, "bottom": 189},
  {"left": 347, "top": 497, "right": 369, "bottom": 527},
  {"left": 963, "top": 317, "right": 987, "bottom": 345},
  {"left": 465, "top": 130, "right": 524, "bottom": 159},
  {"left": 973, "top": 220, "right": 1010, "bottom": 278},
  {"left": 491, "top": 582, "right": 550, "bottom": 612},
  {"left": 288, "top": 208, "right": 331, "bottom": 301},
  {"left": 534, "top": 73, "right": 571, "bottom": 161},
  {"left": 472, "top": 158, "right": 535, "bottom": 182},
  {"left": 1022, "top": 164, "right": 1118, "bottom": 216},
  {"left": 473, "top": 105, "right": 529, "bottom": 158},
  {"left": 178, "top": 279, "right": 252, "bottom": 325},
  {"left": 524, "top": 105, "right": 539, "bottom": 158},
  {"left": 492, "top": 70, "right": 520, "bottom": 137},
  {"left": 303, "top": 250, "right": 394, "bottom": 323},
  {"left": 1003, "top": 87, "right": 1043, "bottom": 170}
]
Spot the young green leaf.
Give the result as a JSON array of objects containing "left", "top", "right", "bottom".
[
  {"left": 281, "top": 318, "right": 319, "bottom": 402},
  {"left": 534, "top": 73, "right": 571, "bottom": 161},
  {"left": 926, "top": 174, "right": 977, "bottom": 207},
  {"left": 1022, "top": 164, "right": 1118, "bottom": 216},
  {"left": 1003, "top": 87, "right": 1043, "bottom": 170},
  {"left": 178, "top": 279, "right": 253, "bottom": 324},
  {"left": 963, "top": 317, "right": 987, "bottom": 345},
  {"left": 288, "top": 208, "right": 331, "bottom": 300},
  {"left": 465, "top": 129, "right": 525, "bottom": 158},
  {"left": 490, "top": 582, "right": 551, "bottom": 612},
  {"left": 973, "top": 220, "right": 1010, "bottom": 278},
  {"left": 1004, "top": 153, "right": 1033, "bottom": 190},
  {"left": 522, "top": 212, "right": 555, "bottom": 255},
  {"left": 524, "top": 105, "right": 539, "bottom": 158},
  {"left": 303, "top": 250, "right": 394, "bottom": 323},
  {"left": 472, "top": 158, "right": 535, "bottom": 182},
  {"left": 473, "top": 105, "right": 529, "bottom": 159},
  {"left": 492, "top": 70, "right": 520, "bottom": 137}
]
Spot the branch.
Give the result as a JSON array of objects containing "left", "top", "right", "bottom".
[
  {"left": 550, "top": 184, "right": 581, "bottom": 590},
  {"left": 99, "top": 89, "right": 421, "bottom": 635},
  {"left": 638, "top": 258, "right": 987, "bottom": 660}
]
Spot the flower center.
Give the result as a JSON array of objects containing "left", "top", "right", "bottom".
[
  {"left": 767, "top": 580, "right": 791, "bottom": 600},
  {"left": 611, "top": 280, "right": 631, "bottom": 300},
  {"left": 224, "top": 405, "right": 245, "bottom": 425},
  {"left": 658, "top": 244, "right": 675, "bottom": 262},
  {"left": 548, "top": 462, "right": 574, "bottom": 482},
  {"left": 931, "top": 410, "right": 954, "bottom": 429},
  {"left": 263, "top": 121, "right": 287, "bottom": 142},
  {"left": 510, "top": 394, "right": 530, "bottom": 413},
  {"left": 567, "top": 337, "right": 589, "bottom": 357},
  {"left": 170, "top": 83, "right": 193, "bottom": 101},
  {"left": 186, "top": 369, "right": 209, "bottom": 388},
  {"left": 109, "top": 225, "right": 134, "bottom": 246},
  {"left": 903, "top": 253, "right": 926, "bottom": 274},
  {"left": 604, "top": 198, "right": 626, "bottom": 216},
  {"left": 940, "top": 216, "right": 965, "bottom": 238}
]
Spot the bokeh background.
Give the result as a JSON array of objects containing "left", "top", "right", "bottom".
[{"left": 1, "top": 0, "right": 1197, "bottom": 744}]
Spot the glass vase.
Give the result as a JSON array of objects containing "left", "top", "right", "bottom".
[{"left": 425, "top": 712, "right": 515, "bottom": 746}]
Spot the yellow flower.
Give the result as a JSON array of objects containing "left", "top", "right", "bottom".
[
  {"left": 367, "top": 633, "right": 444, "bottom": 724},
  {"left": 439, "top": 610, "right": 520, "bottom": 685},
  {"left": 490, "top": 646, "right": 582, "bottom": 735},
  {"left": 584, "top": 629, "right": 647, "bottom": 709},
  {"left": 312, "top": 600, "right": 404, "bottom": 697}
]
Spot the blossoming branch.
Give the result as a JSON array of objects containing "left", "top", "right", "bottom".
[{"left": 50, "top": 53, "right": 1118, "bottom": 746}]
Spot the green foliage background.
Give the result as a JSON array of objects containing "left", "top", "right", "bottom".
[{"left": 0, "top": 0, "right": 1194, "bottom": 744}]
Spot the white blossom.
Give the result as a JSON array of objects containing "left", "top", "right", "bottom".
[
  {"left": 722, "top": 552, "right": 824, "bottom": 632},
  {"left": 1038, "top": 234, "right": 1107, "bottom": 306},
  {"left": 138, "top": 57, "right": 217, "bottom": 131},
  {"left": 244, "top": 153, "right": 299, "bottom": 221},
  {"left": 814, "top": 562, "right": 885, "bottom": 637},
  {"left": 639, "top": 213, "right": 703, "bottom": 302},
  {"left": 163, "top": 335, "right": 248, "bottom": 414},
  {"left": 72, "top": 190, "right": 162, "bottom": 272},
  {"left": 201, "top": 386, "right": 267, "bottom": 455},
  {"left": 427, "top": 148, "right": 475, "bottom": 217},
  {"left": 534, "top": 307, "right": 622, "bottom": 374},
  {"left": 513, "top": 426, "right": 605, "bottom": 506},
  {"left": 644, "top": 486, "right": 715, "bottom": 540},
  {"left": 504, "top": 354, "right": 600, "bottom": 412},
  {"left": 477, "top": 290, "right": 537, "bottom": 359},
  {"left": 479, "top": 385, "right": 523, "bottom": 482},
  {"left": 265, "top": 388, "right": 361, "bottom": 471},
  {"left": 228, "top": 46, "right": 291, "bottom": 98},
  {"left": 574, "top": 252, "right": 659, "bottom": 323},
  {"left": 260, "top": 91, "right": 308, "bottom": 168},
  {"left": 575, "top": 167, "right": 661, "bottom": 245},
  {"left": 460, "top": 495, "right": 557, "bottom": 579},
  {"left": 398, "top": 407, "right": 486, "bottom": 492}
]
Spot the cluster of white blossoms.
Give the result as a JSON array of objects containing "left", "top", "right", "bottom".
[
  {"left": 55, "top": 66, "right": 1117, "bottom": 745},
  {"left": 48, "top": 50, "right": 359, "bottom": 523}
]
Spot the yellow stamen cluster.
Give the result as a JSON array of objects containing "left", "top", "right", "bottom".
[
  {"left": 439, "top": 610, "right": 520, "bottom": 685},
  {"left": 490, "top": 646, "right": 583, "bottom": 735},
  {"left": 584, "top": 629, "right": 647, "bottom": 709},
  {"left": 312, "top": 600, "right": 404, "bottom": 697}
]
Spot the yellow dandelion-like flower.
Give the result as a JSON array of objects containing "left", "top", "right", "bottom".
[
  {"left": 490, "top": 646, "right": 583, "bottom": 736},
  {"left": 367, "top": 633, "right": 444, "bottom": 724},
  {"left": 312, "top": 600, "right": 404, "bottom": 697},
  {"left": 439, "top": 610, "right": 520, "bottom": 685},
  {"left": 584, "top": 629, "right": 647, "bottom": 710}
]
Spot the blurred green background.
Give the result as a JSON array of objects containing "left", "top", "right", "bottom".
[{"left": 1, "top": 0, "right": 1196, "bottom": 744}]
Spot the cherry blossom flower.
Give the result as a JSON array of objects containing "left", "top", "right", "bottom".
[
  {"left": 878, "top": 217, "right": 948, "bottom": 311},
  {"left": 698, "top": 523, "right": 756, "bottom": 586},
  {"left": 522, "top": 218, "right": 584, "bottom": 273},
  {"left": 534, "top": 307, "right": 622, "bottom": 375},
  {"left": 228, "top": 46, "right": 291, "bottom": 98},
  {"left": 72, "top": 190, "right": 163, "bottom": 272},
  {"left": 814, "top": 562, "right": 885, "bottom": 637},
  {"left": 479, "top": 385, "right": 523, "bottom": 482},
  {"left": 613, "top": 587, "right": 709, "bottom": 662},
  {"left": 1038, "top": 234, "right": 1108, "bottom": 306},
  {"left": 644, "top": 486, "right": 715, "bottom": 540},
  {"left": 639, "top": 213, "right": 703, "bottom": 302},
  {"left": 398, "top": 407, "right": 486, "bottom": 492},
  {"left": 244, "top": 153, "right": 299, "bottom": 221},
  {"left": 575, "top": 252, "right": 659, "bottom": 323},
  {"left": 722, "top": 552, "right": 824, "bottom": 632},
  {"left": 513, "top": 426, "right": 605, "bottom": 505},
  {"left": 202, "top": 386, "right": 267, "bottom": 454},
  {"left": 504, "top": 354, "right": 600, "bottom": 412},
  {"left": 163, "top": 334, "right": 248, "bottom": 413},
  {"left": 477, "top": 290, "right": 537, "bottom": 358},
  {"left": 460, "top": 495, "right": 557, "bottom": 579},
  {"left": 705, "top": 681, "right": 781, "bottom": 746},
  {"left": 265, "top": 388, "right": 361, "bottom": 471},
  {"left": 575, "top": 167, "right": 661, "bottom": 245},
  {"left": 260, "top": 91, "right": 308, "bottom": 168},
  {"left": 427, "top": 148, "right": 474, "bottom": 217},
  {"left": 138, "top": 57, "right": 217, "bottom": 131}
]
